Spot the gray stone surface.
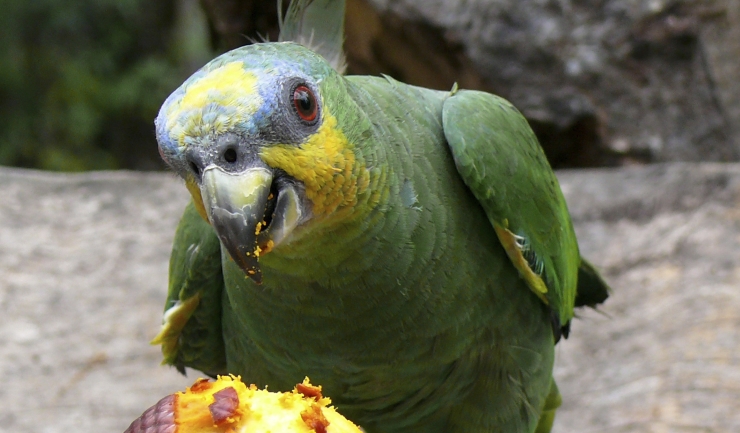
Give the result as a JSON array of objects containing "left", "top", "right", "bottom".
[
  {"left": 554, "top": 163, "right": 740, "bottom": 432},
  {"left": 1, "top": 164, "right": 739, "bottom": 432},
  {"left": 0, "top": 169, "right": 192, "bottom": 433}
]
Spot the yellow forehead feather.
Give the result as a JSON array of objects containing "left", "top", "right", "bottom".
[{"left": 165, "top": 62, "right": 262, "bottom": 147}]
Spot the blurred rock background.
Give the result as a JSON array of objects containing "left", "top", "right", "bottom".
[{"left": 1, "top": 1, "right": 739, "bottom": 432}]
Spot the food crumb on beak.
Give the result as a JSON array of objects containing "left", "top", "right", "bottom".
[{"left": 261, "top": 240, "right": 275, "bottom": 255}]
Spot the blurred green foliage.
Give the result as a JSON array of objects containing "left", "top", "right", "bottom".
[{"left": 0, "top": 0, "right": 213, "bottom": 171}]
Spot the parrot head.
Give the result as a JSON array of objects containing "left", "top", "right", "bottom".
[{"left": 156, "top": 43, "right": 372, "bottom": 284}]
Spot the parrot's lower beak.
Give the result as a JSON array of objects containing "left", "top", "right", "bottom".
[{"left": 200, "top": 166, "right": 273, "bottom": 284}]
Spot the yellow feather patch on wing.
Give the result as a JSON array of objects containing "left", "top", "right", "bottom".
[
  {"left": 260, "top": 111, "right": 371, "bottom": 216},
  {"left": 165, "top": 62, "right": 262, "bottom": 147},
  {"left": 151, "top": 292, "right": 201, "bottom": 364},
  {"left": 494, "top": 222, "right": 550, "bottom": 305}
]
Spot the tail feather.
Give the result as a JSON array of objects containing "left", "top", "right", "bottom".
[
  {"left": 556, "top": 258, "right": 609, "bottom": 341},
  {"left": 575, "top": 258, "right": 610, "bottom": 308}
]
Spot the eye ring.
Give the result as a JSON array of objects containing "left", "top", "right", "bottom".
[{"left": 291, "top": 84, "right": 318, "bottom": 123}]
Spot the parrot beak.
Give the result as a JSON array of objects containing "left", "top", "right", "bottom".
[
  {"left": 200, "top": 165, "right": 273, "bottom": 284},
  {"left": 257, "top": 182, "right": 303, "bottom": 250}
]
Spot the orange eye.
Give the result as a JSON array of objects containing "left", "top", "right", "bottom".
[{"left": 292, "top": 85, "right": 317, "bottom": 122}]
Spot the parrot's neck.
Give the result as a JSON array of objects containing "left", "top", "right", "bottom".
[{"left": 260, "top": 160, "right": 401, "bottom": 286}]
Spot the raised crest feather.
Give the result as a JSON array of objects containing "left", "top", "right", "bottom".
[{"left": 278, "top": 0, "right": 347, "bottom": 74}]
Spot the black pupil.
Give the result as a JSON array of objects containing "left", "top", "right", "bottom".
[
  {"left": 296, "top": 90, "right": 312, "bottom": 112},
  {"left": 224, "top": 148, "right": 237, "bottom": 163}
]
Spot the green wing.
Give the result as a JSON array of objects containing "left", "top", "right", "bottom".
[
  {"left": 442, "top": 89, "right": 580, "bottom": 331},
  {"left": 152, "top": 200, "right": 227, "bottom": 376}
]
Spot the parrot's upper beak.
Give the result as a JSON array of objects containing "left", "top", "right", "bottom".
[
  {"left": 201, "top": 166, "right": 273, "bottom": 283},
  {"left": 199, "top": 165, "right": 304, "bottom": 284}
]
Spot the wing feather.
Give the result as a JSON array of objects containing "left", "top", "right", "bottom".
[{"left": 442, "top": 89, "right": 579, "bottom": 326}]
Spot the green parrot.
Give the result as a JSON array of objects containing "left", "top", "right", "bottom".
[{"left": 151, "top": 0, "right": 609, "bottom": 432}]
